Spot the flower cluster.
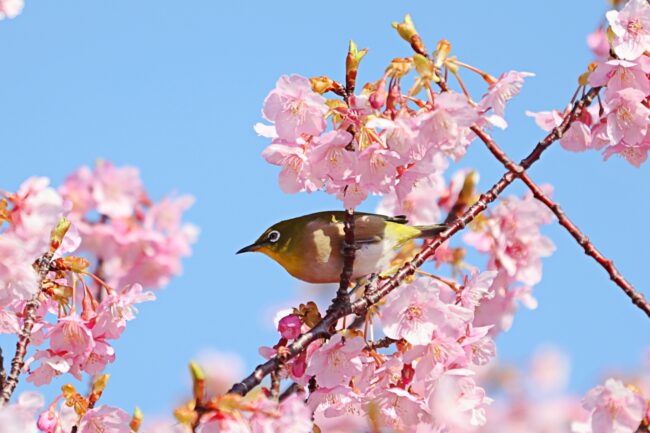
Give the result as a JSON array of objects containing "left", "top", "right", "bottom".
[
  {"left": 464, "top": 190, "right": 555, "bottom": 333},
  {"left": 61, "top": 161, "right": 198, "bottom": 290},
  {"left": 0, "top": 162, "right": 195, "bottom": 432},
  {"left": 256, "top": 30, "right": 534, "bottom": 208},
  {"left": 529, "top": 0, "right": 650, "bottom": 167}
]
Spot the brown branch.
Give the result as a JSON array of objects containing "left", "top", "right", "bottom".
[
  {"left": 279, "top": 382, "right": 304, "bottom": 402},
  {"left": 0, "top": 347, "right": 5, "bottom": 389},
  {"left": 270, "top": 367, "right": 281, "bottom": 400},
  {"left": 471, "top": 119, "right": 650, "bottom": 318},
  {"left": 326, "top": 209, "right": 356, "bottom": 316},
  {"left": 0, "top": 251, "right": 54, "bottom": 405},
  {"left": 366, "top": 337, "right": 396, "bottom": 350}
]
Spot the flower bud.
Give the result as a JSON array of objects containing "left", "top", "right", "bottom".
[
  {"left": 278, "top": 314, "right": 302, "bottom": 340},
  {"left": 37, "top": 408, "right": 59, "bottom": 433},
  {"left": 49, "top": 217, "right": 71, "bottom": 254},
  {"left": 392, "top": 14, "right": 427, "bottom": 55},
  {"left": 189, "top": 361, "right": 206, "bottom": 402},
  {"left": 130, "top": 407, "right": 144, "bottom": 432},
  {"left": 346, "top": 40, "right": 368, "bottom": 94}
]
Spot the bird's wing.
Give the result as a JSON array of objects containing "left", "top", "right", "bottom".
[{"left": 352, "top": 214, "right": 390, "bottom": 244}]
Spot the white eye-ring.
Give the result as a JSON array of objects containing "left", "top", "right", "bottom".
[{"left": 267, "top": 230, "right": 281, "bottom": 243}]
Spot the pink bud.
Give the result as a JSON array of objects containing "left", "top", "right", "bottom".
[
  {"left": 37, "top": 409, "right": 59, "bottom": 433},
  {"left": 278, "top": 314, "right": 302, "bottom": 340}
]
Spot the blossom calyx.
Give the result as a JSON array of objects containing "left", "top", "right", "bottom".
[
  {"left": 433, "top": 39, "right": 452, "bottom": 68},
  {"left": 310, "top": 76, "right": 346, "bottom": 96}
]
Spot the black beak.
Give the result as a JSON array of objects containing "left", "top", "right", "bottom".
[{"left": 236, "top": 243, "right": 259, "bottom": 254}]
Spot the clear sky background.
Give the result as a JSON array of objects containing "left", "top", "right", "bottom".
[{"left": 0, "top": 0, "right": 649, "bottom": 420}]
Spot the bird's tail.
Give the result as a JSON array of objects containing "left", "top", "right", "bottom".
[{"left": 415, "top": 224, "right": 448, "bottom": 238}]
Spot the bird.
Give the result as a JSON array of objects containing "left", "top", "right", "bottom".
[{"left": 236, "top": 211, "right": 447, "bottom": 284}]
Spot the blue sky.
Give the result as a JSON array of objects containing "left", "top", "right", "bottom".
[{"left": 0, "top": 0, "right": 648, "bottom": 419}]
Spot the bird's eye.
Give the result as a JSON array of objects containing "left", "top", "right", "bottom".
[{"left": 267, "top": 230, "right": 281, "bottom": 243}]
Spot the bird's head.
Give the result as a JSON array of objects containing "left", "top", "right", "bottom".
[{"left": 236, "top": 219, "right": 298, "bottom": 265}]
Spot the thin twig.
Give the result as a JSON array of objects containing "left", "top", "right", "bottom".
[
  {"left": 366, "top": 337, "right": 396, "bottom": 350},
  {"left": 279, "top": 382, "right": 304, "bottom": 402},
  {"left": 472, "top": 121, "right": 650, "bottom": 318},
  {"left": 0, "top": 347, "right": 5, "bottom": 389},
  {"left": 0, "top": 251, "right": 54, "bottom": 405}
]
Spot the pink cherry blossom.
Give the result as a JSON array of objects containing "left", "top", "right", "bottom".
[
  {"left": 606, "top": 0, "right": 650, "bottom": 60},
  {"left": 561, "top": 121, "right": 593, "bottom": 152},
  {"left": 91, "top": 161, "right": 144, "bottom": 219},
  {"left": 0, "top": 235, "right": 40, "bottom": 307},
  {"left": 605, "top": 88, "right": 650, "bottom": 146},
  {"left": 262, "top": 142, "right": 321, "bottom": 194},
  {"left": 582, "top": 378, "right": 646, "bottom": 433},
  {"left": 6, "top": 177, "right": 66, "bottom": 255},
  {"left": 429, "top": 374, "right": 493, "bottom": 428},
  {"left": 308, "top": 385, "right": 366, "bottom": 422},
  {"left": 589, "top": 60, "right": 650, "bottom": 97},
  {"left": 48, "top": 315, "right": 94, "bottom": 358},
  {"left": 473, "top": 270, "right": 539, "bottom": 334},
  {"left": 0, "top": 392, "right": 43, "bottom": 433},
  {"left": 526, "top": 109, "right": 564, "bottom": 134},
  {"left": 78, "top": 405, "right": 131, "bottom": 433},
  {"left": 380, "top": 277, "right": 443, "bottom": 345},
  {"left": 334, "top": 181, "right": 368, "bottom": 209},
  {"left": 417, "top": 91, "right": 479, "bottom": 161},
  {"left": 305, "top": 333, "right": 365, "bottom": 388},
  {"left": 308, "top": 129, "right": 355, "bottom": 182},
  {"left": 529, "top": 345, "right": 571, "bottom": 393},
  {"left": 603, "top": 140, "right": 650, "bottom": 167},
  {"left": 374, "top": 387, "right": 428, "bottom": 431},
  {"left": 196, "top": 351, "right": 244, "bottom": 397},
  {"left": 460, "top": 271, "right": 497, "bottom": 308},
  {"left": 356, "top": 143, "right": 400, "bottom": 192},
  {"left": 272, "top": 394, "right": 313, "bottom": 433},
  {"left": 262, "top": 75, "right": 328, "bottom": 141},
  {"left": 464, "top": 191, "right": 555, "bottom": 286},
  {"left": 92, "top": 283, "right": 155, "bottom": 340},
  {"left": 376, "top": 173, "right": 445, "bottom": 225},
  {"left": 394, "top": 149, "right": 448, "bottom": 203},
  {"left": 27, "top": 351, "right": 73, "bottom": 386},
  {"left": 461, "top": 325, "right": 496, "bottom": 366},
  {"left": 587, "top": 28, "right": 611, "bottom": 58},
  {"left": 145, "top": 195, "right": 196, "bottom": 234},
  {"left": 82, "top": 340, "right": 116, "bottom": 375},
  {"left": 381, "top": 116, "right": 421, "bottom": 160},
  {"left": 479, "top": 71, "right": 535, "bottom": 128},
  {"left": 0, "top": 0, "right": 23, "bottom": 20}
]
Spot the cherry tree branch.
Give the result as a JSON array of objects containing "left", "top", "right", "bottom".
[
  {"left": 0, "top": 347, "right": 5, "bottom": 389},
  {"left": 327, "top": 209, "right": 356, "bottom": 315},
  {"left": 471, "top": 120, "right": 650, "bottom": 318},
  {"left": 0, "top": 251, "right": 55, "bottom": 405}
]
